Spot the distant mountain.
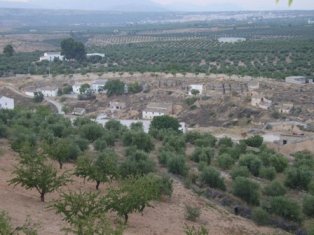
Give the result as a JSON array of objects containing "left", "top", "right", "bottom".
[{"left": 0, "top": 0, "right": 166, "bottom": 12}]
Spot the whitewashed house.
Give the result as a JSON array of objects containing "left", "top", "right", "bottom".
[
  {"left": 142, "top": 102, "right": 173, "bottom": 120},
  {"left": 0, "top": 96, "right": 14, "bottom": 110},
  {"left": 72, "top": 83, "right": 84, "bottom": 94},
  {"left": 218, "top": 37, "right": 246, "bottom": 43},
  {"left": 251, "top": 92, "right": 272, "bottom": 110},
  {"left": 91, "top": 80, "right": 107, "bottom": 93},
  {"left": 40, "top": 52, "right": 64, "bottom": 62},
  {"left": 109, "top": 101, "right": 126, "bottom": 111},
  {"left": 40, "top": 87, "right": 58, "bottom": 97},
  {"left": 72, "top": 108, "right": 86, "bottom": 116},
  {"left": 188, "top": 84, "right": 204, "bottom": 96}
]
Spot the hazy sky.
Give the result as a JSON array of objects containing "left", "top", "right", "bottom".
[{"left": 1, "top": 0, "right": 314, "bottom": 11}]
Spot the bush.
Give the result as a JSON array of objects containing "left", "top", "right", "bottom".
[
  {"left": 185, "top": 205, "right": 201, "bottom": 222},
  {"left": 185, "top": 131, "right": 201, "bottom": 144},
  {"left": 184, "top": 225, "right": 208, "bottom": 235},
  {"left": 218, "top": 137, "right": 233, "bottom": 148},
  {"left": 199, "top": 167, "right": 226, "bottom": 191},
  {"left": 80, "top": 123, "right": 104, "bottom": 142},
  {"left": 309, "top": 181, "right": 314, "bottom": 195},
  {"left": 269, "top": 196, "right": 302, "bottom": 222},
  {"left": 263, "top": 181, "right": 286, "bottom": 196},
  {"left": 239, "top": 154, "right": 262, "bottom": 176},
  {"left": 123, "top": 131, "right": 154, "bottom": 152},
  {"left": 285, "top": 167, "right": 312, "bottom": 190},
  {"left": 149, "top": 115, "right": 181, "bottom": 133},
  {"left": 252, "top": 207, "right": 270, "bottom": 226},
  {"left": 231, "top": 166, "right": 250, "bottom": 179},
  {"left": 191, "top": 147, "right": 213, "bottom": 165},
  {"left": 232, "top": 177, "right": 260, "bottom": 205},
  {"left": 194, "top": 134, "right": 216, "bottom": 148},
  {"left": 163, "top": 134, "right": 185, "bottom": 153},
  {"left": 94, "top": 138, "right": 107, "bottom": 151},
  {"left": 167, "top": 156, "right": 188, "bottom": 176},
  {"left": 245, "top": 135, "right": 263, "bottom": 148},
  {"left": 217, "top": 153, "right": 235, "bottom": 170},
  {"left": 303, "top": 194, "right": 314, "bottom": 217},
  {"left": 259, "top": 167, "right": 276, "bottom": 180}
]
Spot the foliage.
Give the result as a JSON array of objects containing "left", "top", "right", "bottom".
[
  {"left": 33, "top": 91, "right": 44, "bottom": 103},
  {"left": 238, "top": 154, "right": 262, "bottom": 177},
  {"left": 218, "top": 137, "right": 233, "bottom": 148},
  {"left": 217, "top": 153, "right": 235, "bottom": 170},
  {"left": 303, "top": 194, "right": 314, "bottom": 217},
  {"left": 184, "top": 225, "right": 208, "bottom": 235},
  {"left": 185, "top": 205, "right": 201, "bottom": 222},
  {"left": 122, "top": 130, "right": 154, "bottom": 152},
  {"left": 61, "top": 38, "right": 86, "bottom": 61},
  {"left": 150, "top": 115, "right": 181, "bottom": 133},
  {"left": 80, "top": 123, "right": 104, "bottom": 142},
  {"left": 104, "top": 79, "right": 125, "bottom": 96},
  {"left": 52, "top": 191, "right": 123, "bottom": 235},
  {"left": 263, "top": 181, "right": 286, "bottom": 196},
  {"left": 293, "top": 151, "right": 314, "bottom": 169},
  {"left": 259, "top": 167, "right": 276, "bottom": 180},
  {"left": 104, "top": 175, "right": 167, "bottom": 224},
  {"left": 191, "top": 147, "right": 213, "bottom": 165},
  {"left": 230, "top": 166, "right": 250, "bottom": 179},
  {"left": 167, "top": 155, "right": 188, "bottom": 176},
  {"left": 119, "top": 150, "right": 155, "bottom": 178},
  {"left": 75, "top": 152, "right": 118, "bottom": 190},
  {"left": 285, "top": 166, "right": 312, "bottom": 191},
  {"left": 0, "top": 211, "right": 12, "bottom": 235},
  {"left": 232, "top": 177, "right": 260, "bottom": 205},
  {"left": 259, "top": 151, "right": 288, "bottom": 173},
  {"left": 252, "top": 207, "right": 270, "bottom": 226},
  {"left": 194, "top": 134, "right": 217, "bottom": 148},
  {"left": 269, "top": 196, "right": 302, "bottom": 222},
  {"left": 9, "top": 156, "right": 70, "bottom": 202},
  {"left": 128, "top": 82, "right": 142, "bottom": 94},
  {"left": 245, "top": 135, "right": 263, "bottom": 148},
  {"left": 3, "top": 44, "right": 15, "bottom": 57},
  {"left": 199, "top": 166, "right": 226, "bottom": 191},
  {"left": 163, "top": 134, "right": 185, "bottom": 153},
  {"left": 79, "top": 83, "right": 91, "bottom": 94}
]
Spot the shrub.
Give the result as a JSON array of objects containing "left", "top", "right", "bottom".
[
  {"left": 199, "top": 167, "right": 226, "bottom": 191},
  {"left": 191, "top": 147, "right": 213, "bottom": 165},
  {"left": 285, "top": 167, "right": 312, "bottom": 190},
  {"left": 263, "top": 181, "right": 286, "bottom": 196},
  {"left": 303, "top": 194, "right": 314, "bottom": 217},
  {"left": 218, "top": 137, "right": 233, "bottom": 148},
  {"left": 259, "top": 151, "right": 288, "bottom": 173},
  {"left": 194, "top": 134, "right": 216, "bottom": 148},
  {"left": 184, "top": 225, "right": 208, "bottom": 235},
  {"left": 185, "top": 205, "right": 201, "bottom": 222},
  {"left": 239, "top": 154, "right": 262, "bottom": 176},
  {"left": 309, "top": 181, "right": 314, "bottom": 195},
  {"left": 232, "top": 177, "right": 260, "bottom": 205},
  {"left": 167, "top": 156, "right": 188, "bottom": 176},
  {"left": 185, "top": 131, "right": 201, "bottom": 144},
  {"left": 245, "top": 135, "right": 263, "bottom": 148},
  {"left": 123, "top": 131, "right": 154, "bottom": 152},
  {"left": 259, "top": 167, "right": 276, "bottom": 180},
  {"left": 252, "top": 207, "right": 270, "bottom": 226},
  {"left": 163, "top": 134, "right": 185, "bottom": 153},
  {"left": 269, "top": 196, "right": 302, "bottom": 222},
  {"left": 231, "top": 166, "right": 250, "bottom": 179},
  {"left": 293, "top": 151, "right": 314, "bottom": 169},
  {"left": 217, "top": 153, "right": 234, "bottom": 170},
  {"left": 94, "top": 138, "right": 107, "bottom": 151},
  {"left": 158, "top": 149, "right": 176, "bottom": 166}
]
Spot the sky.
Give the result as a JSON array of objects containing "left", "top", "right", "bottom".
[{"left": 1, "top": 0, "right": 314, "bottom": 11}]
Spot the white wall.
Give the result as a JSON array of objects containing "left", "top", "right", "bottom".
[
  {"left": 142, "top": 111, "right": 165, "bottom": 120},
  {"left": 0, "top": 97, "right": 14, "bottom": 110},
  {"left": 188, "top": 84, "right": 203, "bottom": 95},
  {"left": 41, "top": 89, "right": 58, "bottom": 97}
]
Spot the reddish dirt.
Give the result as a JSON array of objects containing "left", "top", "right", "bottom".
[{"left": 0, "top": 139, "right": 288, "bottom": 235}]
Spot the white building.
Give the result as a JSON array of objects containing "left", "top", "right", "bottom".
[
  {"left": 142, "top": 102, "right": 173, "bottom": 120},
  {"left": 188, "top": 84, "right": 204, "bottom": 95},
  {"left": 0, "top": 96, "right": 14, "bottom": 110},
  {"left": 87, "top": 53, "right": 105, "bottom": 58},
  {"left": 218, "top": 37, "right": 246, "bottom": 43},
  {"left": 39, "top": 52, "right": 64, "bottom": 62},
  {"left": 91, "top": 80, "right": 107, "bottom": 93},
  {"left": 40, "top": 87, "right": 58, "bottom": 97},
  {"left": 285, "top": 76, "right": 307, "bottom": 84},
  {"left": 72, "top": 83, "right": 84, "bottom": 94},
  {"left": 109, "top": 101, "right": 126, "bottom": 111},
  {"left": 251, "top": 93, "right": 272, "bottom": 110},
  {"left": 72, "top": 108, "right": 86, "bottom": 116}
]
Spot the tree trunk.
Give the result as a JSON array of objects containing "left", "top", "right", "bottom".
[
  {"left": 40, "top": 193, "right": 45, "bottom": 202},
  {"left": 59, "top": 161, "right": 63, "bottom": 170},
  {"left": 96, "top": 181, "right": 100, "bottom": 190},
  {"left": 124, "top": 214, "right": 128, "bottom": 224}
]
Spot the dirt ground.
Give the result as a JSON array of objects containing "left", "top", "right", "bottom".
[{"left": 0, "top": 139, "right": 289, "bottom": 235}]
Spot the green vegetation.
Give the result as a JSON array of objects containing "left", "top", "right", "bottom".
[
  {"left": 185, "top": 205, "right": 201, "bottom": 222},
  {"left": 3, "top": 44, "right": 15, "bottom": 57},
  {"left": 268, "top": 196, "right": 302, "bottom": 222},
  {"left": 105, "top": 79, "right": 125, "bottom": 96},
  {"left": 232, "top": 177, "right": 260, "bottom": 205},
  {"left": 61, "top": 38, "right": 86, "bottom": 61}
]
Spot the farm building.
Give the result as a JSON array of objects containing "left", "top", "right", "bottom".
[
  {"left": 109, "top": 101, "right": 126, "bottom": 111},
  {"left": 285, "top": 76, "right": 307, "bottom": 84},
  {"left": 40, "top": 87, "right": 58, "bottom": 97},
  {"left": 0, "top": 96, "right": 14, "bottom": 110},
  {"left": 39, "top": 52, "right": 64, "bottom": 62},
  {"left": 91, "top": 80, "right": 107, "bottom": 93},
  {"left": 188, "top": 84, "right": 204, "bottom": 95},
  {"left": 218, "top": 37, "right": 246, "bottom": 43},
  {"left": 72, "top": 108, "right": 86, "bottom": 116},
  {"left": 142, "top": 102, "right": 173, "bottom": 120},
  {"left": 251, "top": 93, "right": 272, "bottom": 110}
]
